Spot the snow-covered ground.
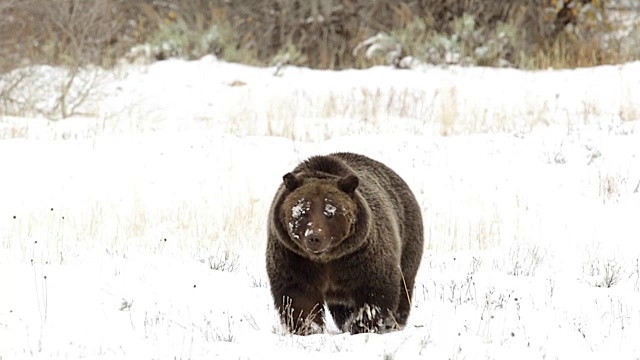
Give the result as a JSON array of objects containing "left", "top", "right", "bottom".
[{"left": 1, "top": 58, "right": 640, "bottom": 359}]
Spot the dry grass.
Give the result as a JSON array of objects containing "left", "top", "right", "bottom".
[
  {"left": 2, "top": 125, "right": 637, "bottom": 265},
  {"left": 2, "top": 57, "right": 639, "bottom": 140}
]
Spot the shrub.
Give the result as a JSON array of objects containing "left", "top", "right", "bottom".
[
  {"left": 1, "top": 0, "right": 637, "bottom": 73},
  {"left": 0, "top": 0, "right": 136, "bottom": 71}
]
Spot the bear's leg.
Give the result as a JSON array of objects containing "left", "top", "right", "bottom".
[
  {"left": 346, "top": 284, "right": 400, "bottom": 335},
  {"left": 328, "top": 304, "right": 354, "bottom": 331},
  {"left": 395, "top": 278, "right": 415, "bottom": 328},
  {"left": 274, "top": 287, "right": 325, "bottom": 335}
]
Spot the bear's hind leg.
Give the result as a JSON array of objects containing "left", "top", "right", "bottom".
[
  {"left": 395, "top": 228, "right": 423, "bottom": 328},
  {"left": 395, "top": 280, "right": 415, "bottom": 328}
]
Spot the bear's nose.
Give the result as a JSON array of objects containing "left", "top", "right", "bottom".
[
  {"left": 307, "top": 235, "right": 321, "bottom": 244},
  {"left": 305, "top": 234, "right": 330, "bottom": 254}
]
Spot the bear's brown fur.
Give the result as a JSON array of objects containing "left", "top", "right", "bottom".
[{"left": 266, "top": 152, "right": 424, "bottom": 335}]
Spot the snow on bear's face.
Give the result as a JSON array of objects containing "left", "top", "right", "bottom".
[{"left": 281, "top": 176, "right": 358, "bottom": 256}]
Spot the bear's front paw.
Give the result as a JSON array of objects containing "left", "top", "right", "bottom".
[
  {"left": 288, "top": 319, "right": 325, "bottom": 336},
  {"left": 279, "top": 308, "right": 326, "bottom": 336},
  {"left": 344, "top": 304, "right": 399, "bottom": 335}
]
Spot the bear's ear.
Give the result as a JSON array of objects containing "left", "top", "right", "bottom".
[
  {"left": 338, "top": 175, "right": 359, "bottom": 194},
  {"left": 283, "top": 172, "right": 302, "bottom": 191}
]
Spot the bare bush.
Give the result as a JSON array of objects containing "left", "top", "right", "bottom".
[
  {"left": 0, "top": 0, "right": 127, "bottom": 119},
  {"left": 498, "top": 243, "right": 547, "bottom": 277},
  {"left": 598, "top": 171, "right": 627, "bottom": 202},
  {"left": 207, "top": 249, "right": 239, "bottom": 273},
  {"left": 583, "top": 253, "right": 624, "bottom": 288},
  {"left": 0, "top": 66, "right": 107, "bottom": 119},
  {"left": 0, "top": 0, "right": 136, "bottom": 71}
]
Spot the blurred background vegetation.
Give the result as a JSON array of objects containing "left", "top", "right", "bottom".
[{"left": 0, "top": 0, "right": 639, "bottom": 73}]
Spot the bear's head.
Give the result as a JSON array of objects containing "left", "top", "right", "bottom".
[{"left": 280, "top": 172, "right": 359, "bottom": 257}]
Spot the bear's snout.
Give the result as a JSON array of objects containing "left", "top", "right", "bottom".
[{"left": 303, "top": 230, "right": 330, "bottom": 254}]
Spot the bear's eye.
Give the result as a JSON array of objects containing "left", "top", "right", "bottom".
[
  {"left": 291, "top": 199, "right": 310, "bottom": 220},
  {"left": 324, "top": 203, "right": 337, "bottom": 218}
]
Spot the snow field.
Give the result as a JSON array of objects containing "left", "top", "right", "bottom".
[{"left": 1, "top": 58, "right": 640, "bottom": 359}]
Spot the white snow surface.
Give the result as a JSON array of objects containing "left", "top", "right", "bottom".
[{"left": 1, "top": 58, "right": 640, "bottom": 359}]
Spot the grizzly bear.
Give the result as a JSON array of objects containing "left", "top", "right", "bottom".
[{"left": 266, "top": 152, "right": 424, "bottom": 335}]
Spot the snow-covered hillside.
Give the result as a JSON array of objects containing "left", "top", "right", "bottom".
[{"left": 1, "top": 58, "right": 639, "bottom": 359}]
